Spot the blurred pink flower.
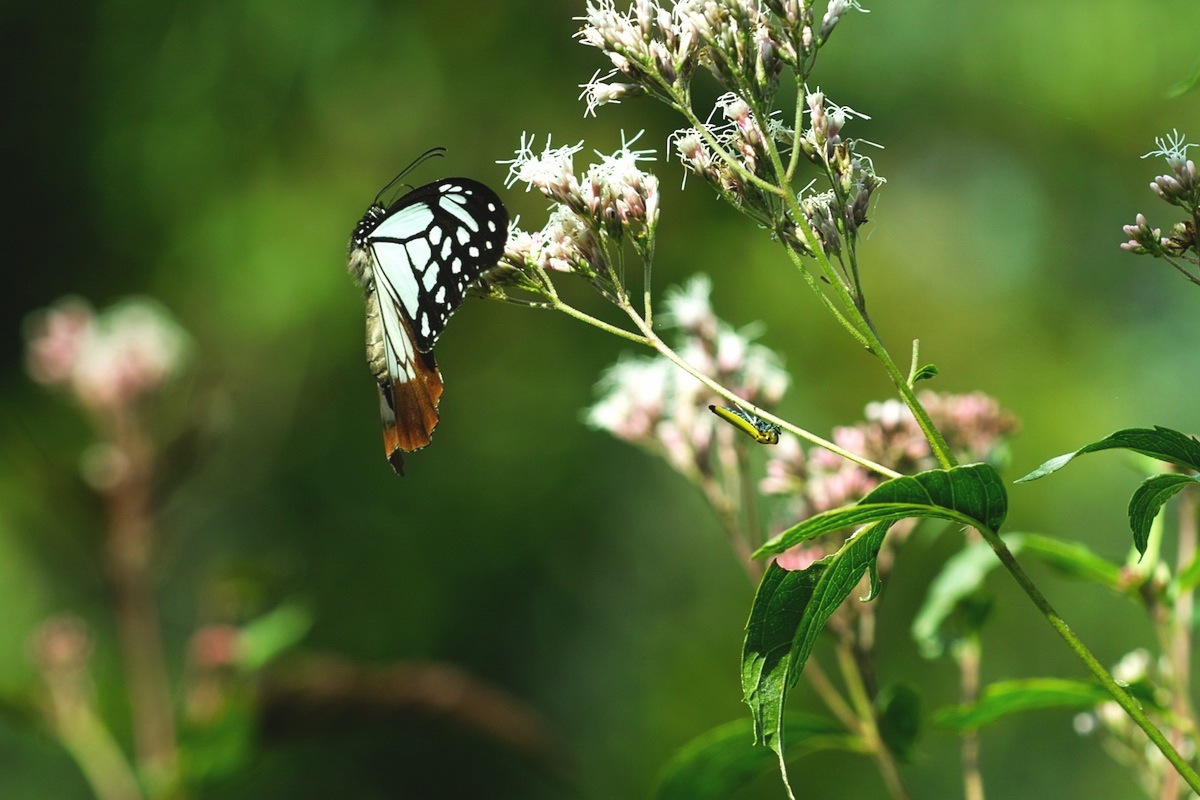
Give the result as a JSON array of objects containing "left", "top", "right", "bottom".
[{"left": 25, "top": 297, "right": 190, "bottom": 412}]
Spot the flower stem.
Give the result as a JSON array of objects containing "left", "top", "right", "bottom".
[
  {"left": 101, "top": 409, "right": 182, "bottom": 799},
  {"left": 956, "top": 636, "right": 986, "bottom": 800},
  {"left": 835, "top": 644, "right": 910, "bottom": 800},
  {"left": 551, "top": 300, "right": 651, "bottom": 346},
  {"left": 973, "top": 524, "right": 1200, "bottom": 793},
  {"left": 1162, "top": 487, "right": 1198, "bottom": 800}
]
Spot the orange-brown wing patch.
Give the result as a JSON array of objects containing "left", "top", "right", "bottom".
[
  {"left": 376, "top": 303, "right": 444, "bottom": 475},
  {"left": 378, "top": 346, "right": 443, "bottom": 474}
]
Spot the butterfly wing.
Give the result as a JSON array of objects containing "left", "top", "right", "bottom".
[
  {"left": 358, "top": 178, "right": 507, "bottom": 472},
  {"left": 369, "top": 178, "right": 509, "bottom": 352},
  {"left": 366, "top": 282, "right": 443, "bottom": 475}
]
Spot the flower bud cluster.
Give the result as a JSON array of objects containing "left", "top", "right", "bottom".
[
  {"left": 577, "top": 0, "right": 700, "bottom": 104},
  {"left": 669, "top": 97, "right": 788, "bottom": 211},
  {"left": 502, "top": 133, "right": 660, "bottom": 235},
  {"left": 677, "top": 0, "right": 784, "bottom": 96},
  {"left": 579, "top": 0, "right": 864, "bottom": 120},
  {"left": 1123, "top": 131, "right": 1199, "bottom": 263},
  {"left": 587, "top": 274, "right": 789, "bottom": 478},
  {"left": 25, "top": 297, "right": 191, "bottom": 414},
  {"left": 1073, "top": 649, "right": 1188, "bottom": 793},
  {"left": 494, "top": 133, "right": 661, "bottom": 298}
]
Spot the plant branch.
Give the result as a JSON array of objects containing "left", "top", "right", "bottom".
[
  {"left": 552, "top": 299, "right": 652, "bottom": 345},
  {"left": 973, "top": 524, "right": 1200, "bottom": 793},
  {"left": 835, "top": 643, "right": 910, "bottom": 800}
]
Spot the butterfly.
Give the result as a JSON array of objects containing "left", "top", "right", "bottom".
[
  {"left": 708, "top": 404, "right": 781, "bottom": 445},
  {"left": 347, "top": 153, "right": 508, "bottom": 474}
]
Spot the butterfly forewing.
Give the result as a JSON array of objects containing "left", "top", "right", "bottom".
[
  {"left": 350, "top": 175, "right": 507, "bottom": 473},
  {"left": 366, "top": 178, "right": 508, "bottom": 352}
]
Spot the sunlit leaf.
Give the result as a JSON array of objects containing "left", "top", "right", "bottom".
[
  {"left": 1004, "top": 533, "right": 1122, "bottom": 589},
  {"left": 237, "top": 602, "right": 312, "bottom": 672},
  {"left": 1177, "top": 550, "right": 1200, "bottom": 593},
  {"left": 934, "top": 679, "right": 1110, "bottom": 731},
  {"left": 1128, "top": 474, "right": 1200, "bottom": 557},
  {"left": 1016, "top": 426, "right": 1200, "bottom": 483},
  {"left": 914, "top": 532, "right": 1123, "bottom": 658},
  {"left": 754, "top": 463, "right": 1006, "bottom": 559},
  {"left": 912, "top": 538, "right": 1000, "bottom": 658},
  {"left": 742, "top": 523, "right": 889, "bottom": 786}
]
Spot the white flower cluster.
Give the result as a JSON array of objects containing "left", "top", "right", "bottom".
[{"left": 492, "top": 132, "right": 661, "bottom": 296}]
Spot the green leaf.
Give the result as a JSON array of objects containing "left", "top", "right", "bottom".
[
  {"left": 1178, "top": 550, "right": 1200, "bottom": 593},
  {"left": 913, "top": 532, "right": 1124, "bottom": 659},
  {"left": 912, "top": 364, "right": 939, "bottom": 383},
  {"left": 912, "top": 538, "right": 1001, "bottom": 659},
  {"left": 876, "top": 684, "right": 922, "bottom": 761},
  {"left": 237, "top": 601, "right": 312, "bottom": 672},
  {"left": 754, "top": 463, "right": 1007, "bottom": 559},
  {"left": 1166, "top": 59, "right": 1200, "bottom": 97},
  {"left": 1128, "top": 474, "right": 1200, "bottom": 557},
  {"left": 934, "top": 679, "right": 1110, "bottom": 731},
  {"left": 741, "top": 560, "right": 828, "bottom": 760},
  {"left": 653, "top": 715, "right": 864, "bottom": 800},
  {"left": 1016, "top": 426, "right": 1200, "bottom": 483},
  {"left": 742, "top": 523, "right": 890, "bottom": 787},
  {"left": 180, "top": 689, "right": 256, "bottom": 784},
  {"left": 1004, "top": 533, "right": 1122, "bottom": 590}
]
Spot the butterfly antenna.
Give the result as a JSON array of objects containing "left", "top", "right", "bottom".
[{"left": 374, "top": 147, "right": 447, "bottom": 205}]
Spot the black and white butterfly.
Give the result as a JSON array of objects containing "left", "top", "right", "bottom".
[{"left": 348, "top": 156, "right": 508, "bottom": 474}]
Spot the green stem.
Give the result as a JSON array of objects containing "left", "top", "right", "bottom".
[
  {"left": 854, "top": 319, "right": 956, "bottom": 469},
  {"left": 785, "top": 83, "right": 807, "bottom": 184},
  {"left": 552, "top": 300, "right": 651, "bottom": 346},
  {"left": 1162, "top": 254, "right": 1200, "bottom": 287},
  {"left": 956, "top": 636, "right": 986, "bottom": 800},
  {"left": 620, "top": 301, "right": 900, "bottom": 480},
  {"left": 974, "top": 524, "right": 1200, "bottom": 793},
  {"left": 835, "top": 644, "right": 911, "bottom": 800},
  {"left": 804, "top": 658, "right": 862, "bottom": 733},
  {"left": 101, "top": 409, "right": 181, "bottom": 798}
]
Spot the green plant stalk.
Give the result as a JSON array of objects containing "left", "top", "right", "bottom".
[
  {"left": 1162, "top": 488, "right": 1198, "bottom": 800},
  {"left": 551, "top": 299, "right": 651, "bottom": 346},
  {"left": 100, "top": 409, "right": 181, "bottom": 799},
  {"left": 973, "top": 523, "right": 1200, "bottom": 792},
  {"left": 731, "top": 81, "right": 1199, "bottom": 788},
  {"left": 955, "top": 636, "right": 986, "bottom": 800},
  {"left": 44, "top": 669, "right": 143, "bottom": 800},
  {"left": 835, "top": 644, "right": 910, "bottom": 800},
  {"left": 744, "top": 106, "right": 957, "bottom": 471}
]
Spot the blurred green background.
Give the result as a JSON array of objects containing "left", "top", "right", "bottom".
[{"left": 3, "top": 0, "right": 1200, "bottom": 797}]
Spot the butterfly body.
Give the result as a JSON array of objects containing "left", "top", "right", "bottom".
[{"left": 348, "top": 177, "right": 507, "bottom": 473}]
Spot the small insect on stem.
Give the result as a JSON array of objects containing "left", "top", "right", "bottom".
[{"left": 708, "top": 405, "right": 782, "bottom": 445}]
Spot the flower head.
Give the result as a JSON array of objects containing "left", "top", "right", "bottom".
[
  {"left": 500, "top": 133, "right": 586, "bottom": 208},
  {"left": 25, "top": 297, "right": 191, "bottom": 413},
  {"left": 579, "top": 68, "right": 645, "bottom": 117}
]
